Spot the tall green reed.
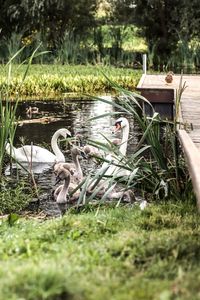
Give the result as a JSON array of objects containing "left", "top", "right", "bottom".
[
  {"left": 73, "top": 75, "right": 192, "bottom": 204},
  {"left": 55, "top": 31, "right": 82, "bottom": 64},
  {"left": 0, "top": 33, "right": 24, "bottom": 64},
  {"left": 165, "top": 38, "right": 200, "bottom": 73},
  {"left": 0, "top": 46, "right": 25, "bottom": 177},
  {"left": 0, "top": 45, "right": 49, "bottom": 177}
]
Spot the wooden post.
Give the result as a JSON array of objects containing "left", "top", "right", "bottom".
[{"left": 142, "top": 54, "right": 147, "bottom": 74}]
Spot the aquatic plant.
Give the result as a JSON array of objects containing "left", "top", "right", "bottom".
[
  {"left": 0, "top": 47, "right": 25, "bottom": 177},
  {"left": 0, "top": 46, "right": 48, "bottom": 176},
  {"left": 147, "top": 37, "right": 200, "bottom": 72},
  {"left": 0, "top": 65, "right": 142, "bottom": 98}
]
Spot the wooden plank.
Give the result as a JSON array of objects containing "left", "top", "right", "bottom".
[
  {"left": 139, "top": 89, "right": 174, "bottom": 103},
  {"left": 137, "top": 74, "right": 200, "bottom": 90},
  {"left": 178, "top": 130, "right": 200, "bottom": 210},
  {"left": 137, "top": 74, "right": 146, "bottom": 89},
  {"left": 137, "top": 74, "right": 200, "bottom": 210}
]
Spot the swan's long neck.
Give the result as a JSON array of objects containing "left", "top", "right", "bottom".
[
  {"left": 72, "top": 151, "right": 83, "bottom": 180},
  {"left": 51, "top": 132, "right": 65, "bottom": 162},
  {"left": 57, "top": 172, "right": 70, "bottom": 204},
  {"left": 120, "top": 123, "right": 129, "bottom": 156}
]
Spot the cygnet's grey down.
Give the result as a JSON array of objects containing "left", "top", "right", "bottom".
[
  {"left": 54, "top": 146, "right": 84, "bottom": 183},
  {"left": 54, "top": 163, "right": 81, "bottom": 215}
]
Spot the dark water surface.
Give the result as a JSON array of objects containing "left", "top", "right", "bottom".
[
  {"left": 8, "top": 98, "right": 140, "bottom": 216},
  {"left": 15, "top": 97, "right": 139, "bottom": 153},
  {"left": 16, "top": 98, "right": 114, "bottom": 145}
]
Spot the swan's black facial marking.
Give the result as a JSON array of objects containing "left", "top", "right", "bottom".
[
  {"left": 80, "top": 150, "right": 87, "bottom": 159},
  {"left": 115, "top": 120, "right": 122, "bottom": 128},
  {"left": 55, "top": 176, "right": 62, "bottom": 185},
  {"left": 64, "top": 133, "right": 71, "bottom": 139},
  {"left": 113, "top": 120, "right": 122, "bottom": 133}
]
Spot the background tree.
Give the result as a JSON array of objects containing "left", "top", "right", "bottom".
[
  {"left": 0, "top": 0, "right": 98, "bottom": 50},
  {"left": 109, "top": 0, "right": 200, "bottom": 69}
]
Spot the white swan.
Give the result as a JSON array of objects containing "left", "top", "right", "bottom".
[
  {"left": 6, "top": 128, "right": 71, "bottom": 163},
  {"left": 99, "top": 117, "right": 130, "bottom": 176},
  {"left": 87, "top": 117, "right": 130, "bottom": 196},
  {"left": 113, "top": 117, "right": 129, "bottom": 156}
]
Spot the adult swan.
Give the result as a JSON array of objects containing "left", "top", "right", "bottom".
[
  {"left": 6, "top": 128, "right": 71, "bottom": 163},
  {"left": 100, "top": 116, "right": 130, "bottom": 175},
  {"left": 88, "top": 117, "right": 130, "bottom": 193}
]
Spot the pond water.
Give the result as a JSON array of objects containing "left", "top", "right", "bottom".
[
  {"left": 15, "top": 97, "right": 139, "bottom": 148},
  {"left": 6, "top": 97, "right": 140, "bottom": 216}
]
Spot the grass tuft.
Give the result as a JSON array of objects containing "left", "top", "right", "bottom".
[{"left": 0, "top": 201, "right": 199, "bottom": 299}]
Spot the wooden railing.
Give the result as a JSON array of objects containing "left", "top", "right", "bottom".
[{"left": 178, "top": 129, "right": 200, "bottom": 210}]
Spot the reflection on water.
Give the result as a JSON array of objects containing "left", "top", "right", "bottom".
[
  {"left": 16, "top": 99, "right": 114, "bottom": 144},
  {"left": 15, "top": 98, "right": 139, "bottom": 152},
  {"left": 7, "top": 98, "right": 140, "bottom": 216}
]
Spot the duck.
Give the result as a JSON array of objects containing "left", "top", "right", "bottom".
[
  {"left": 165, "top": 71, "right": 174, "bottom": 84},
  {"left": 6, "top": 128, "right": 71, "bottom": 164},
  {"left": 26, "top": 106, "right": 39, "bottom": 118}
]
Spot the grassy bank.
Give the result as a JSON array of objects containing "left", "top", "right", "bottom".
[
  {"left": 0, "top": 64, "right": 142, "bottom": 99},
  {"left": 0, "top": 200, "right": 199, "bottom": 300}
]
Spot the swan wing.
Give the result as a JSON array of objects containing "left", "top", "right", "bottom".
[{"left": 14, "top": 145, "right": 56, "bottom": 163}]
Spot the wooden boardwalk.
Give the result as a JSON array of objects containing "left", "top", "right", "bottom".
[{"left": 137, "top": 74, "right": 200, "bottom": 209}]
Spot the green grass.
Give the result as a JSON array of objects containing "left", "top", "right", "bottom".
[
  {"left": 0, "top": 180, "right": 34, "bottom": 214},
  {"left": 0, "top": 200, "right": 199, "bottom": 300},
  {"left": 0, "top": 65, "right": 142, "bottom": 98}
]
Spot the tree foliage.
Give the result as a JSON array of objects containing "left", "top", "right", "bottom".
[
  {"left": 109, "top": 0, "right": 200, "bottom": 69},
  {"left": 0, "top": 0, "right": 199, "bottom": 68},
  {"left": 0, "top": 0, "right": 98, "bottom": 49}
]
